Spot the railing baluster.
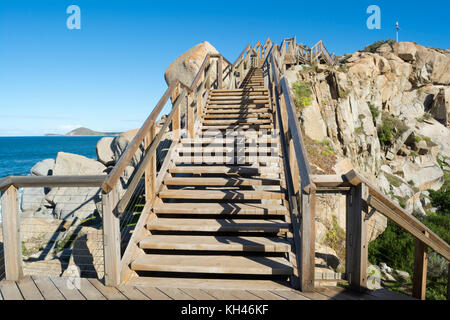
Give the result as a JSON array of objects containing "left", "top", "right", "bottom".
[
  {"left": 217, "top": 56, "right": 223, "bottom": 89},
  {"left": 1, "top": 185, "right": 23, "bottom": 281},
  {"left": 346, "top": 183, "right": 369, "bottom": 292},
  {"left": 412, "top": 233, "right": 429, "bottom": 300},
  {"left": 187, "top": 92, "right": 194, "bottom": 138},
  {"left": 102, "top": 186, "right": 121, "bottom": 286}
]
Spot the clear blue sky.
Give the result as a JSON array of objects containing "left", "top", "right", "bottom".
[{"left": 0, "top": 0, "right": 448, "bottom": 136}]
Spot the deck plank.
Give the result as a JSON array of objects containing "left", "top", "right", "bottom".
[
  {"left": 269, "top": 289, "right": 310, "bottom": 300},
  {"left": 77, "top": 278, "right": 107, "bottom": 300},
  {"left": 16, "top": 277, "right": 44, "bottom": 300},
  {"left": 247, "top": 289, "right": 287, "bottom": 300},
  {"left": 0, "top": 280, "right": 23, "bottom": 300},
  {"left": 157, "top": 287, "right": 195, "bottom": 300},
  {"left": 32, "top": 276, "right": 65, "bottom": 300},
  {"left": 87, "top": 278, "right": 127, "bottom": 300},
  {"left": 118, "top": 285, "right": 151, "bottom": 300},
  {"left": 50, "top": 277, "right": 86, "bottom": 300},
  {"left": 179, "top": 288, "right": 217, "bottom": 300},
  {"left": 134, "top": 286, "right": 172, "bottom": 300},
  {"left": 204, "top": 289, "right": 239, "bottom": 300},
  {"left": 228, "top": 290, "right": 262, "bottom": 300}
]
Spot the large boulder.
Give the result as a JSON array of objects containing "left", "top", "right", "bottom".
[
  {"left": 21, "top": 188, "right": 45, "bottom": 212},
  {"left": 111, "top": 129, "right": 142, "bottom": 167},
  {"left": 430, "top": 87, "right": 450, "bottom": 128},
  {"left": 402, "top": 155, "right": 444, "bottom": 191},
  {"left": 96, "top": 137, "right": 115, "bottom": 166},
  {"left": 165, "top": 41, "right": 221, "bottom": 87},
  {"left": 45, "top": 152, "right": 106, "bottom": 221},
  {"left": 30, "top": 159, "right": 55, "bottom": 176}
]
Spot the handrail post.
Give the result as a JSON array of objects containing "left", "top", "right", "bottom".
[
  {"left": 187, "top": 92, "right": 194, "bottom": 138},
  {"left": 346, "top": 183, "right": 369, "bottom": 292},
  {"left": 1, "top": 185, "right": 23, "bottom": 281},
  {"left": 217, "top": 55, "right": 223, "bottom": 89},
  {"left": 144, "top": 124, "right": 156, "bottom": 202},
  {"left": 172, "top": 100, "right": 181, "bottom": 142},
  {"left": 197, "top": 87, "right": 203, "bottom": 119},
  {"left": 412, "top": 233, "right": 429, "bottom": 300},
  {"left": 300, "top": 187, "right": 316, "bottom": 292},
  {"left": 102, "top": 187, "right": 121, "bottom": 286}
]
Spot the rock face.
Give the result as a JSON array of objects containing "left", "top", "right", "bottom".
[
  {"left": 21, "top": 159, "right": 55, "bottom": 213},
  {"left": 165, "top": 41, "right": 226, "bottom": 88},
  {"left": 430, "top": 87, "right": 450, "bottom": 128},
  {"left": 45, "top": 152, "right": 106, "bottom": 221},
  {"left": 111, "top": 129, "right": 142, "bottom": 167},
  {"left": 30, "top": 159, "right": 55, "bottom": 176},
  {"left": 96, "top": 137, "right": 115, "bottom": 166},
  {"left": 286, "top": 41, "right": 449, "bottom": 271}
]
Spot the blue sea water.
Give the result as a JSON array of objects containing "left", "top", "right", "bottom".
[{"left": 0, "top": 136, "right": 103, "bottom": 178}]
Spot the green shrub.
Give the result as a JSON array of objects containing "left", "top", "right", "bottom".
[
  {"left": 292, "top": 81, "right": 313, "bottom": 110},
  {"left": 377, "top": 112, "right": 409, "bottom": 147},
  {"left": 417, "top": 113, "right": 433, "bottom": 122},
  {"left": 368, "top": 103, "right": 380, "bottom": 123}
]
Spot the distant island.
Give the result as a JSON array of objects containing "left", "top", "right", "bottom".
[{"left": 45, "top": 127, "right": 122, "bottom": 137}]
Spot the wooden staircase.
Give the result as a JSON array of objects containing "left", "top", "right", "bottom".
[{"left": 129, "top": 68, "right": 297, "bottom": 285}]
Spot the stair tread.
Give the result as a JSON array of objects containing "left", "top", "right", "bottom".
[
  {"left": 180, "top": 138, "right": 278, "bottom": 144},
  {"left": 131, "top": 254, "right": 293, "bottom": 275},
  {"left": 147, "top": 218, "right": 290, "bottom": 232},
  {"left": 158, "top": 189, "right": 284, "bottom": 200},
  {"left": 164, "top": 177, "right": 281, "bottom": 186},
  {"left": 153, "top": 203, "right": 287, "bottom": 215},
  {"left": 139, "top": 235, "right": 291, "bottom": 252},
  {"left": 169, "top": 165, "right": 280, "bottom": 174}
]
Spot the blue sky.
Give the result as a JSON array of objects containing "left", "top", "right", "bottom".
[{"left": 0, "top": 0, "right": 448, "bottom": 136}]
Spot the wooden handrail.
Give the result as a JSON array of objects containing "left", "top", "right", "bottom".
[
  {"left": 345, "top": 170, "right": 450, "bottom": 261},
  {"left": 101, "top": 81, "right": 179, "bottom": 193},
  {"left": 0, "top": 175, "right": 105, "bottom": 191},
  {"left": 116, "top": 88, "right": 187, "bottom": 214}
]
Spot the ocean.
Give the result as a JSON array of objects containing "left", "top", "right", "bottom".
[
  {"left": 0, "top": 136, "right": 103, "bottom": 178},
  {"left": 0, "top": 136, "right": 104, "bottom": 222}
]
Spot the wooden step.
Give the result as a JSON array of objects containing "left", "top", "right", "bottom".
[
  {"left": 131, "top": 254, "right": 293, "bottom": 275},
  {"left": 209, "top": 96, "right": 269, "bottom": 100},
  {"left": 164, "top": 177, "right": 281, "bottom": 187},
  {"left": 177, "top": 146, "right": 278, "bottom": 153},
  {"left": 158, "top": 190, "right": 284, "bottom": 200},
  {"left": 139, "top": 235, "right": 291, "bottom": 252},
  {"left": 212, "top": 89, "right": 268, "bottom": 93},
  {"left": 174, "top": 155, "right": 279, "bottom": 165},
  {"left": 147, "top": 218, "right": 290, "bottom": 233},
  {"left": 180, "top": 137, "right": 278, "bottom": 144},
  {"left": 207, "top": 99, "right": 270, "bottom": 105},
  {"left": 203, "top": 119, "right": 271, "bottom": 125},
  {"left": 206, "top": 107, "right": 270, "bottom": 113},
  {"left": 169, "top": 166, "right": 280, "bottom": 175},
  {"left": 204, "top": 114, "right": 271, "bottom": 119},
  {"left": 153, "top": 203, "right": 287, "bottom": 215},
  {"left": 201, "top": 125, "right": 273, "bottom": 130}
]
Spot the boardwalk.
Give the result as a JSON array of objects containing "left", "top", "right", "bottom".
[{"left": 0, "top": 276, "right": 414, "bottom": 300}]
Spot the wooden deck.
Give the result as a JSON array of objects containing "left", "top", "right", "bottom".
[{"left": 0, "top": 276, "right": 414, "bottom": 300}]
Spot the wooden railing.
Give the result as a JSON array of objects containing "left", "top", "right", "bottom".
[
  {"left": 311, "top": 171, "right": 450, "bottom": 300},
  {"left": 0, "top": 47, "right": 236, "bottom": 286},
  {"left": 263, "top": 42, "right": 317, "bottom": 292}
]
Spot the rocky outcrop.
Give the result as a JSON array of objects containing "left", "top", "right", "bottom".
[
  {"left": 45, "top": 152, "right": 106, "bottom": 221},
  {"left": 96, "top": 137, "right": 115, "bottom": 166},
  {"left": 430, "top": 87, "right": 450, "bottom": 128}
]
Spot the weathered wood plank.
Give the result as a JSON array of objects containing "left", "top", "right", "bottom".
[
  {"left": 228, "top": 290, "right": 262, "bottom": 300},
  {"left": 412, "top": 236, "right": 428, "bottom": 300},
  {"left": 134, "top": 286, "right": 172, "bottom": 300},
  {"left": 179, "top": 288, "right": 216, "bottom": 300},
  {"left": 247, "top": 289, "right": 286, "bottom": 300},
  {"left": 50, "top": 277, "right": 86, "bottom": 300},
  {"left": 346, "top": 183, "right": 368, "bottom": 292},
  {"left": 77, "top": 278, "right": 106, "bottom": 300},
  {"left": 1, "top": 185, "right": 23, "bottom": 280},
  {"left": 117, "top": 285, "right": 151, "bottom": 300},
  {"left": 16, "top": 277, "right": 44, "bottom": 300},
  {"left": 0, "top": 280, "right": 23, "bottom": 300},
  {"left": 87, "top": 278, "right": 127, "bottom": 300},
  {"left": 269, "top": 289, "right": 309, "bottom": 300},
  {"left": 204, "top": 289, "right": 239, "bottom": 300},
  {"left": 102, "top": 188, "right": 121, "bottom": 286},
  {"left": 157, "top": 287, "right": 194, "bottom": 300},
  {"left": 32, "top": 276, "right": 65, "bottom": 300}
]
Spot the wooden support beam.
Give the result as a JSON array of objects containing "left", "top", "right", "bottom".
[
  {"left": 172, "top": 100, "right": 181, "bottom": 142},
  {"left": 144, "top": 124, "right": 156, "bottom": 202},
  {"left": 412, "top": 234, "right": 428, "bottom": 300},
  {"left": 187, "top": 93, "right": 194, "bottom": 138},
  {"left": 346, "top": 183, "right": 368, "bottom": 292},
  {"left": 197, "top": 89, "right": 203, "bottom": 119},
  {"left": 1, "top": 185, "right": 23, "bottom": 281},
  {"left": 102, "top": 188, "right": 121, "bottom": 286},
  {"left": 300, "top": 189, "right": 316, "bottom": 292},
  {"left": 218, "top": 55, "right": 223, "bottom": 89}
]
